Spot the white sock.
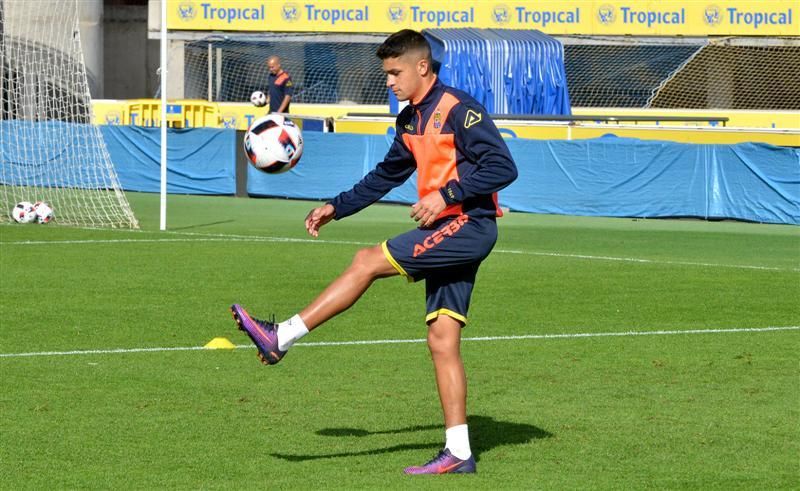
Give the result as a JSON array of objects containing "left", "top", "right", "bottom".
[
  {"left": 445, "top": 424, "right": 472, "bottom": 460},
  {"left": 277, "top": 314, "right": 309, "bottom": 351}
]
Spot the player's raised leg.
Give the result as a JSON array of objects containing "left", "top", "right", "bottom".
[
  {"left": 299, "top": 245, "right": 399, "bottom": 329},
  {"left": 232, "top": 244, "right": 398, "bottom": 365}
]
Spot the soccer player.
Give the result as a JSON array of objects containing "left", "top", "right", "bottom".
[
  {"left": 266, "top": 55, "right": 293, "bottom": 113},
  {"left": 232, "top": 29, "right": 517, "bottom": 475}
]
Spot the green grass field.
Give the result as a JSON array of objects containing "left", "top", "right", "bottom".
[{"left": 1, "top": 192, "right": 798, "bottom": 489}]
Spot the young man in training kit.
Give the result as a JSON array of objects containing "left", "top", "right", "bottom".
[{"left": 231, "top": 29, "right": 517, "bottom": 475}]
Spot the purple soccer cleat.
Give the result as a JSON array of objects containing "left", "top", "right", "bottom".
[
  {"left": 230, "top": 304, "right": 286, "bottom": 365},
  {"left": 403, "top": 449, "right": 476, "bottom": 475}
]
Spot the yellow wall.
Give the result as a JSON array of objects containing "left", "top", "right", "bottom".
[
  {"left": 91, "top": 100, "right": 800, "bottom": 145},
  {"left": 567, "top": 126, "right": 800, "bottom": 146},
  {"left": 571, "top": 108, "right": 800, "bottom": 131},
  {"left": 215, "top": 103, "right": 386, "bottom": 130},
  {"left": 91, "top": 99, "right": 381, "bottom": 131},
  {"left": 93, "top": 100, "right": 799, "bottom": 130},
  {"left": 334, "top": 117, "right": 800, "bottom": 146},
  {"left": 92, "top": 99, "right": 386, "bottom": 130}
]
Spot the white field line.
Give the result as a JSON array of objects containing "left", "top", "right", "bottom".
[
  {"left": 493, "top": 249, "right": 799, "bottom": 272},
  {"left": 2, "top": 231, "right": 798, "bottom": 273},
  {"left": 0, "top": 326, "right": 797, "bottom": 359}
]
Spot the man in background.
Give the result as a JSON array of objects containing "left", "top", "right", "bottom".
[{"left": 266, "top": 55, "right": 293, "bottom": 113}]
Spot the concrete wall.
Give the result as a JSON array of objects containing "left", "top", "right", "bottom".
[
  {"left": 78, "top": 0, "right": 104, "bottom": 98},
  {"left": 102, "top": 3, "right": 159, "bottom": 98}
]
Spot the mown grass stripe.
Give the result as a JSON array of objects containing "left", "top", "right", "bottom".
[{"left": 3, "top": 233, "right": 796, "bottom": 272}]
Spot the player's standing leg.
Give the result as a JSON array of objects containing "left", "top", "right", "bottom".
[
  {"left": 404, "top": 314, "right": 476, "bottom": 474},
  {"left": 428, "top": 315, "right": 468, "bottom": 430}
]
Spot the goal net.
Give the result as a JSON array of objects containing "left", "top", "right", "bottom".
[
  {"left": 1, "top": 0, "right": 138, "bottom": 228},
  {"left": 181, "top": 33, "right": 388, "bottom": 105},
  {"left": 561, "top": 36, "right": 800, "bottom": 110},
  {"left": 179, "top": 33, "right": 799, "bottom": 112}
]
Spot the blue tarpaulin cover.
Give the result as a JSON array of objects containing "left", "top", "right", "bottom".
[
  {"left": 1, "top": 121, "right": 121, "bottom": 189},
  {"left": 407, "top": 28, "right": 571, "bottom": 115},
  {"left": 249, "top": 132, "right": 798, "bottom": 225},
  {"left": 100, "top": 126, "right": 235, "bottom": 195},
  {"left": 500, "top": 136, "right": 800, "bottom": 224},
  {"left": 3, "top": 124, "right": 797, "bottom": 225}
]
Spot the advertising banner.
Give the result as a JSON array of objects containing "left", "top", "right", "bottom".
[{"left": 167, "top": 1, "right": 798, "bottom": 36}]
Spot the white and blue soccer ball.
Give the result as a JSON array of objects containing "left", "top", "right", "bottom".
[
  {"left": 250, "top": 90, "right": 267, "bottom": 107},
  {"left": 12, "top": 201, "right": 37, "bottom": 223},
  {"left": 33, "top": 201, "right": 54, "bottom": 224},
  {"left": 243, "top": 114, "right": 304, "bottom": 174}
]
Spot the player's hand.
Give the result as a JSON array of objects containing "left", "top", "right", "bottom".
[
  {"left": 411, "top": 191, "right": 446, "bottom": 228},
  {"left": 305, "top": 204, "right": 335, "bottom": 237}
]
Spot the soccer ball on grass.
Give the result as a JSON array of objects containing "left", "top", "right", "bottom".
[
  {"left": 12, "top": 201, "right": 37, "bottom": 223},
  {"left": 33, "top": 201, "right": 54, "bottom": 223},
  {"left": 243, "top": 114, "right": 304, "bottom": 174}
]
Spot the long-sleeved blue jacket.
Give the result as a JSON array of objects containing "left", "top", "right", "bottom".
[{"left": 329, "top": 78, "right": 518, "bottom": 221}]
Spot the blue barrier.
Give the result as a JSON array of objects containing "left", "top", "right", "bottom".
[
  {"left": 501, "top": 136, "right": 800, "bottom": 224},
  {"left": 249, "top": 132, "right": 799, "bottom": 225},
  {"left": 246, "top": 132, "right": 419, "bottom": 204},
  {"left": 100, "top": 126, "right": 236, "bottom": 195},
  {"left": 1, "top": 120, "right": 114, "bottom": 189},
  {"left": 4, "top": 123, "right": 796, "bottom": 225}
]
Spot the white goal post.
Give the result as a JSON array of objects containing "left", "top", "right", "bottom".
[{"left": 0, "top": 0, "right": 138, "bottom": 228}]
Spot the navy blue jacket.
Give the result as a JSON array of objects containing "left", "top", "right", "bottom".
[
  {"left": 268, "top": 71, "right": 293, "bottom": 113},
  {"left": 330, "top": 78, "right": 517, "bottom": 220}
]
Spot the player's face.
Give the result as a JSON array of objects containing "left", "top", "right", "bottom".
[
  {"left": 268, "top": 59, "right": 280, "bottom": 75},
  {"left": 382, "top": 53, "right": 428, "bottom": 104}
]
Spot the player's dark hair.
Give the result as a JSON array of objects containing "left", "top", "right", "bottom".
[{"left": 376, "top": 29, "right": 432, "bottom": 64}]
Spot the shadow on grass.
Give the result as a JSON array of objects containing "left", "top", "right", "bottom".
[
  {"left": 167, "top": 219, "right": 235, "bottom": 231},
  {"left": 271, "top": 415, "right": 552, "bottom": 462}
]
